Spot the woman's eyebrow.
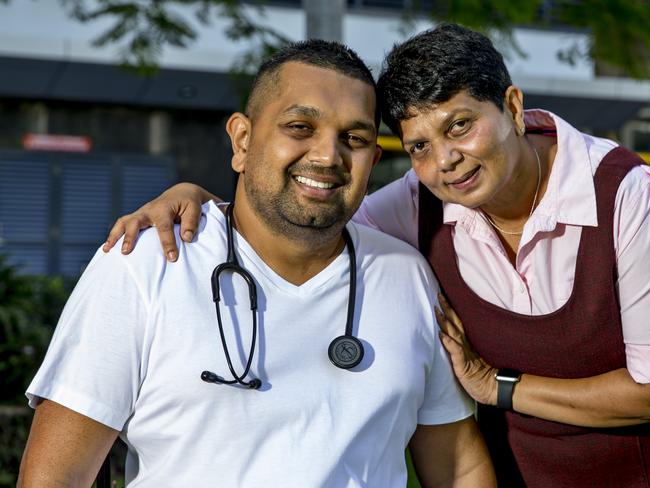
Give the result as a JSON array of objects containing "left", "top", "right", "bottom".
[{"left": 402, "top": 108, "right": 473, "bottom": 145}]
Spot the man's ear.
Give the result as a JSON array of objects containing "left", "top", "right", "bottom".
[
  {"left": 363, "top": 143, "right": 384, "bottom": 195},
  {"left": 372, "top": 144, "right": 383, "bottom": 168},
  {"left": 226, "top": 112, "right": 251, "bottom": 173},
  {"left": 504, "top": 85, "right": 525, "bottom": 135}
]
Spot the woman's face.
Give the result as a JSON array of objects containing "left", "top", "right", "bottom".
[{"left": 399, "top": 87, "right": 525, "bottom": 210}]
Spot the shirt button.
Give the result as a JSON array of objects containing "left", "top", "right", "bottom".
[{"left": 519, "top": 285, "right": 526, "bottom": 293}]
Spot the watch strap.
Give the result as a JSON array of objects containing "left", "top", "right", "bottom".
[{"left": 495, "top": 369, "right": 521, "bottom": 410}]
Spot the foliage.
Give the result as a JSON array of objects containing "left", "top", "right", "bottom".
[
  {"left": 59, "top": 0, "right": 290, "bottom": 74},
  {"left": 0, "top": 406, "right": 32, "bottom": 487},
  {"left": 408, "top": 0, "right": 541, "bottom": 31},
  {"left": 551, "top": 0, "right": 650, "bottom": 78},
  {"left": 0, "top": 254, "right": 73, "bottom": 405},
  {"left": 0, "top": 255, "right": 74, "bottom": 485},
  {"left": 4, "top": 0, "right": 650, "bottom": 76},
  {"left": 403, "top": 0, "right": 650, "bottom": 78}
]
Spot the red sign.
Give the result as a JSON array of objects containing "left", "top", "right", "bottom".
[{"left": 22, "top": 134, "right": 92, "bottom": 153}]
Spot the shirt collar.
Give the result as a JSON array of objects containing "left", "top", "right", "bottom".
[{"left": 530, "top": 109, "right": 598, "bottom": 227}]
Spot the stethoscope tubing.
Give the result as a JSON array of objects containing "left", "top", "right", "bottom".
[
  {"left": 213, "top": 291, "right": 257, "bottom": 386},
  {"left": 342, "top": 229, "right": 356, "bottom": 338},
  {"left": 202, "top": 202, "right": 364, "bottom": 389}
]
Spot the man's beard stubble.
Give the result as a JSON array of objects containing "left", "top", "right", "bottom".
[{"left": 244, "top": 162, "right": 358, "bottom": 245}]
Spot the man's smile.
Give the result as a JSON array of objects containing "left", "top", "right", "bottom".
[{"left": 294, "top": 175, "right": 336, "bottom": 190}]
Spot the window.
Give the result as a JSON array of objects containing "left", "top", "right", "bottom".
[{"left": 0, "top": 152, "right": 173, "bottom": 276}]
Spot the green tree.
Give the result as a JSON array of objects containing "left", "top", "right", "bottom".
[
  {"left": 0, "top": 255, "right": 71, "bottom": 405},
  {"left": 420, "top": 0, "right": 650, "bottom": 78},
  {"left": 0, "top": 255, "right": 74, "bottom": 486},
  {"left": 59, "top": 0, "right": 291, "bottom": 74}
]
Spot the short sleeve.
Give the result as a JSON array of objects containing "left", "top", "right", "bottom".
[
  {"left": 26, "top": 247, "right": 149, "bottom": 430},
  {"left": 615, "top": 165, "right": 650, "bottom": 383},
  {"left": 353, "top": 169, "right": 420, "bottom": 249},
  {"left": 418, "top": 340, "right": 475, "bottom": 425},
  {"left": 415, "top": 272, "right": 475, "bottom": 425}
]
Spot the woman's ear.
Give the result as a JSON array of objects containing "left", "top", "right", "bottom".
[
  {"left": 504, "top": 85, "right": 525, "bottom": 136},
  {"left": 226, "top": 112, "right": 251, "bottom": 173}
]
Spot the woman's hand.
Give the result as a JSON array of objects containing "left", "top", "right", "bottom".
[
  {"left": 436, "top": 293, "right": 498, "bottom": 406},
  {"left": 102, "top": 183, "right": 217, "bottom": 261}
]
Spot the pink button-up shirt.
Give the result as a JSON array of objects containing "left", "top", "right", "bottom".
[{"left": 355, "top": 110, "right": 650, "bottom": 383}]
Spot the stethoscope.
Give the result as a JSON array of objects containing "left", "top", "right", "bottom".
[{"left": 201, "top": 203, "right": 364, "bottom": 390}]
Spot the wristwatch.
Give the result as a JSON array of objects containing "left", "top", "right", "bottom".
[{"left": 495, "top": 368, "right": 521, "bottom": 410}]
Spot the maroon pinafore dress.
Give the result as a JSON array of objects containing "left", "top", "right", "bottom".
[{"left": 418, "top": 147, "right": 650, "bottom": 487}]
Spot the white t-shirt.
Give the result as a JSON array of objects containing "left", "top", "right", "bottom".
[{"left": 27, "top": 201, "right": 473, "bottom": 487}]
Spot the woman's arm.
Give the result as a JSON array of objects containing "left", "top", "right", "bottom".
[
  {"left": 512, "top": 368, "right": 650, "bottom": 427},
  {"left": 103, "top": 182, "right": 216, "bottom": 261},
  {"left": 436, "top": 294, "right": 650, "bottom": 428}
]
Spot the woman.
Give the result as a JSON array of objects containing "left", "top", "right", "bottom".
[{"left": 105, "top": 24, "right": 650, "bottom": 487}]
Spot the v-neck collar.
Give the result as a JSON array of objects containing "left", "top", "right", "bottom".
[{"left": 209, "top": 201, "right": 353, "bottom": 297}]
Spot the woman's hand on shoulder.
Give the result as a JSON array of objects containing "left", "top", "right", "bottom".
[{"left": 102, "top": 182, "right": 218, "bottom": 261}]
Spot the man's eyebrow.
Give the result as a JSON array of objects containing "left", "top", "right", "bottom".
[
  {"left": 281, "top": 105, "right": 321, "bottom": 118},
  {"left": 346, "top": 120, "right": 377, "bottom": 135},
  {"left": 280, "top": 104, "right": 376, "bottom": 135}
]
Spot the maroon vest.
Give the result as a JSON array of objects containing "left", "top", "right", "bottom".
[{"left": 418, "top": 147, "right": 650, "bottom": 487}]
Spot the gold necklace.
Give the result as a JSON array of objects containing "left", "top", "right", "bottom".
[{"left": 483, "top": 146, "right": 541, "bottom": 236}]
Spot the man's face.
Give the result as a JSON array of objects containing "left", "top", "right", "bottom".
[
  {"left": 230, "top": 62, "right": 381, "bottom": 242},
  {"left": 399, "top": 89, "right": 523, "bottom": 209}
]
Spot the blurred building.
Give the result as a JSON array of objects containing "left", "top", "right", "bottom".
[{"left": 1, "top": 0, "right": 650, "bottom": 275}]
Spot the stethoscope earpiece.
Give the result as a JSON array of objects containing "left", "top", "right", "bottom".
[
  {"left": 202, "top": 203, "right": 364, "bottom": 391},
  {"left": 201, "top": 369, "right": 262, "bottom": 390},
  {"left": 201, "top": 370, "right": 219, "bottom": 383}
]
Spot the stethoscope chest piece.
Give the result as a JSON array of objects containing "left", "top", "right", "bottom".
[{"left": 328, "top": 335, "right": 364, "bottom": 369}]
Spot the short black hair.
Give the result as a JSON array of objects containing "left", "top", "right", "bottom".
[
  {"left": 246, "top": 39, "right": 379, "bottom": 128},
  {"left": 377, "top": 23, "right": 512, "bottom": 135}
]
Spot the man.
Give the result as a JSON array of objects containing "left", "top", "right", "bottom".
[
  {"left": 112, "top": 24, "right": 650, "bottom": 487},
  {"left": 19, "top": 40, "right": 494, "bottom": 487}
]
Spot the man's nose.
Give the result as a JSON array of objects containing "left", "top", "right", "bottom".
[{"left": 307, "top": 133, "right": 344, "bottom": 166}]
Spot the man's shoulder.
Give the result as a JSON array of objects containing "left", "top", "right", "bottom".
[
  {"left": 351, "top": 221, "right": 431, "bottom": 271},
  {"left": 106, "top": 201, "right": 225, "bottom": 279},
  {"left": 352, "top": 219, "right": 417, "bottom": 250},
  {"left": 109, "top": 225, "right": 178, "bottom": 273},
  {"left": 349, "top": 221, "right": 440, "bottom": 318}
]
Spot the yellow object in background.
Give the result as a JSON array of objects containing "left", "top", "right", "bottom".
[{"left": 377, "top": 135, "right": 404, "bottom": 152}]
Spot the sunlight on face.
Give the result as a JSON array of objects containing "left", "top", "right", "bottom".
[
  {"left": 400, "top": 90, "right": 522, "bottom": 210},
  {"left": 239, "top": 62, "right": 381, "bottom": 241}
]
